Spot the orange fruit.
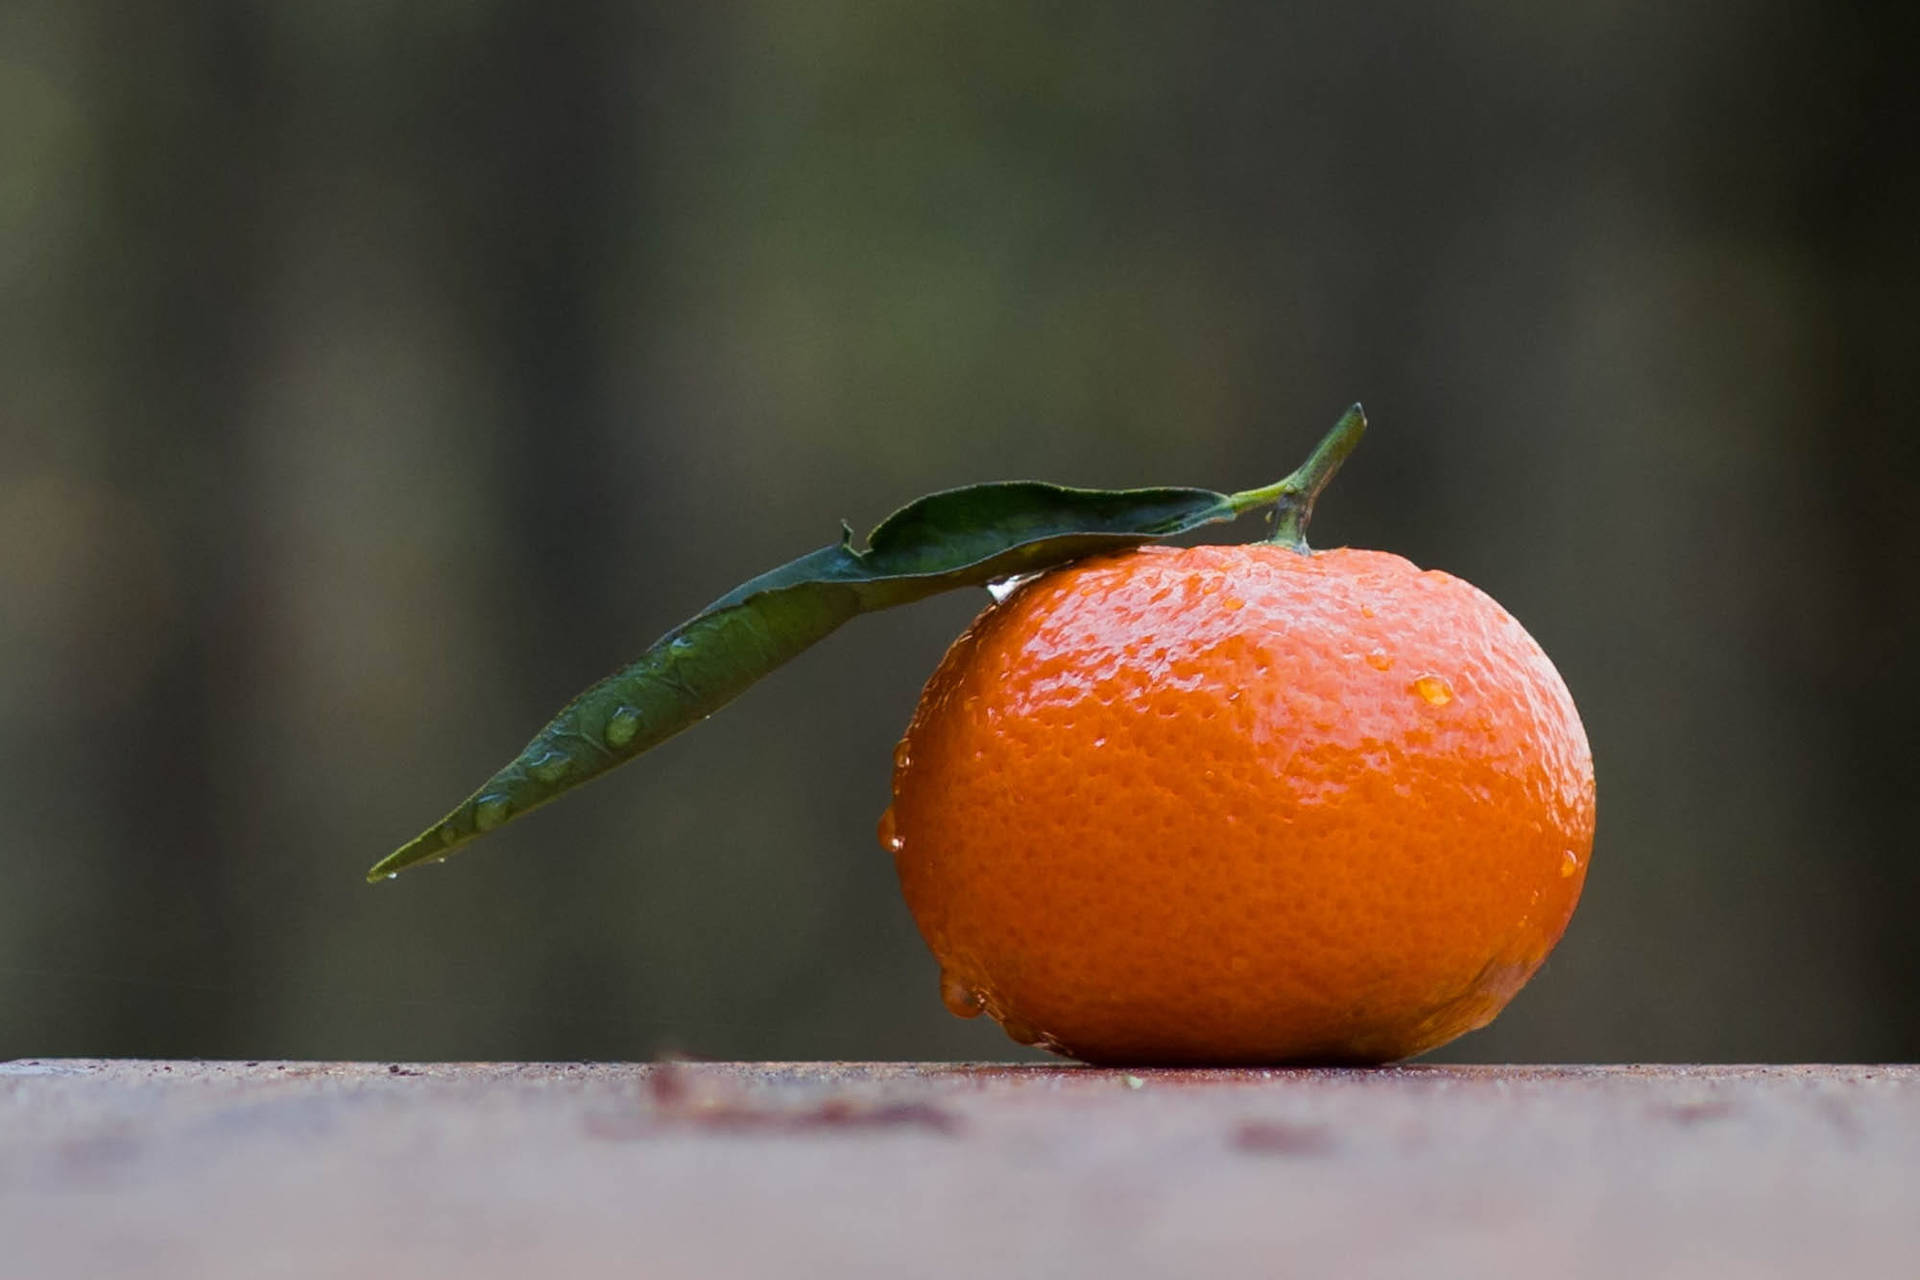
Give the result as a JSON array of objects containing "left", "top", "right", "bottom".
[{"left": 879, "top": 541, "right": 1594, "bottom": 1064}]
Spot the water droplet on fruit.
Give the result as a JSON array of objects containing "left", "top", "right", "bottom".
[
  {"left": 1360, "top": 605, "right": 1376, "bottom": 619},
  {"left": 1560, "top": 849, "right": 1580, "bottom": 878},
  {"left": 528, "top": 749, "right": 570, "bottom": 783},
  {"left": 1223, "top": 597, "right": 1245, "bottom": 611},
  {"left": 939, "top": 971, "right": 984, "bottom": 1018},
  {"left": 892, "top": 741, "right": 912, "bottom": 771},
  {"left": 474, "top": 794, "right": 510, "bottom": 831},
  {"left": 876, "top": 807, "right": 904, "bottom": 854},
  {"left": 1412, "top": 674, "right": 1454, "bottom": 706},
  {"left": 605, "top": 705, "right": 641, "bottom": 747},
  {"left": 986, "top": 572, "right": 1040, "bottom": 603},
  {"left": 1366, "top": 648, "right": 1393, "bottom": 671}
]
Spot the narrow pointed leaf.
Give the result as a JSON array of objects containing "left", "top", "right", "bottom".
[
  {"left": 369, "top": 481, "right": 1259, "bottom": 880},
  {"left": 368, "top": 405, "right": 1367, "bottom": 880}
]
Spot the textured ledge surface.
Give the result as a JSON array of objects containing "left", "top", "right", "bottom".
[{"left": 3, "top": 1061, "right": 1916, "bottom": 1277}]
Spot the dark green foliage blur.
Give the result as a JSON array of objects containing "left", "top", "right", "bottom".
[{"left": 2, "top": 1, "right": 1914, "bottom": 1063}]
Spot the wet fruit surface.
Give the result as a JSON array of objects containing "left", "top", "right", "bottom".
[{"left": 883, "top": 542, "right": 1595, "bottom": 1064}]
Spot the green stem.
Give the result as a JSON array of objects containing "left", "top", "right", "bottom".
[{"left": 1227, "top": 403, "right": 1367, "bottom": 553}]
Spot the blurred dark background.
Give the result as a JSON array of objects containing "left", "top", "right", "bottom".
[{"left": 2, "top": 1, "right": 1915, "bottom": 1065}]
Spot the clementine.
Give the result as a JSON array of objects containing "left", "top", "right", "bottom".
[{"left": 880, "top": 471, "right": 1594, "bottom": 1064}]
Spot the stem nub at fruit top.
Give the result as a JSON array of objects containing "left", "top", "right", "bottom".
[{"left": 1226, "top": 402, "right": 1367, "bottom": 554}]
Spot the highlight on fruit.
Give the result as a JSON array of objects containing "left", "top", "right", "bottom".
[{"left": 371, "top": 406, "right": 1594, "bottom": 1064}]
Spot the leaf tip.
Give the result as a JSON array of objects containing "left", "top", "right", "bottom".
[
  {"left": 366, "top": 826, "right": 457, "bottom": 883},
  {"left": 365, "top": 850, "right": 408, "bottom": 883}
]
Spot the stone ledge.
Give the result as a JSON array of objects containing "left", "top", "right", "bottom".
[{"left": 4, "top": 1061, "right": 1915, "bottom": 1277}]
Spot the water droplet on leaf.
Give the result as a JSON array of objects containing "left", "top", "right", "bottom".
[
  {"left": 528, "top": 749, "right": 570, "bottom": 783},
  {"left": 474, "top": 794, "right": 510, "bottom": 831},
  {"left": 605, "top": 705, "right": 641, "bottom": 748}
]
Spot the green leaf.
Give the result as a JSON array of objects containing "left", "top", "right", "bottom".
[{"left": 367, "top": 405, "right": 1366, "bottom": 880}]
